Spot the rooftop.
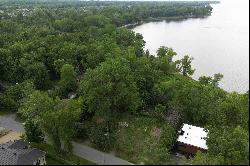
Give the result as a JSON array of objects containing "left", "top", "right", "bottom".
[
  {"left": 0, "top": 140, "right": 45, "bottom": 165},
  {"left": 177, "top": 124, "right": 208, "bottom": 149}
]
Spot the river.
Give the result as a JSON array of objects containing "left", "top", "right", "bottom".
[{"left": 133, "top": 0, "right": 249, "bottom": 93}]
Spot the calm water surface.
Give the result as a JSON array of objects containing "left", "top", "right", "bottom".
[{"left": 133, "top": 0, "right": 249, "bottom": 93}]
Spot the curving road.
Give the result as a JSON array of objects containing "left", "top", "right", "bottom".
[
  {"left": 73, "top": 142, "right": 133, "bottom": 165},
  {"left": 0, "top": 114, "right": 24, "bottom": 132},
  {"left": 0, "top": 114, "right": 133, "bottom": 165}
]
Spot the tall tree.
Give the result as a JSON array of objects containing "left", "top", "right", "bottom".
[
  {"left": 206, "top": 126, "right": 249, "bottom": 165},
  {"left": 176, "top": 55, "right": 195, "bottom": 76},
  {"left": 24, "top": 119, "right": 45, "bottom": 143},
  {"left": 198, "top": 76, "right": 213, "bottom": 86},
  {"left": 156, "top": 47, "right": 179, "bottom": 75},
  {"left": 217, "top": 92, "right": 249, "bottom": 129},
  {"left": 42, "top": 99, "right": 81, "bottom": 153},
  {"left": 19, "top": 91, "right": 81, "bottom": 153},
  {"left": 212, "top": 73, "right": 223, "bottom": 87},
  {"left": 26, "top": 62, "right": 50, "bottom": 90},
  {"left": 58, "top": 64, "right": 77, "bottom": 97},
  {"left": 79, "top": 57, "right": 142, "bottom": 115},
  {"left": 18, "top": 90, "right": 56, "bottom": 122}
]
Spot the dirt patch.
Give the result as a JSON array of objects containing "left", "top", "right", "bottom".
[
  {"left": 150, "top": 127, "right": 162, "bottom": 140},
  {"left": 0, "top": 131, "right": 22, "bottom": 144}
]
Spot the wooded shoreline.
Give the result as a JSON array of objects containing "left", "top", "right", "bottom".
[{"left": 122, "top": 15, "right": 210, "bottom": 29}]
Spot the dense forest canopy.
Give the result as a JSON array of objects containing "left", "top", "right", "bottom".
[
  {"left": 0, "top": 0, "right": 248, "bottom": 165},
  {"left": 0, "top": 0, "right": 216, "bottom": 25}
]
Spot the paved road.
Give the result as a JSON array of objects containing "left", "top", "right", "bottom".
[
  {"left": 0, "top": 114, "right": 133, "bottom": 165},
  {"left": 0, "top": 114, "right": 24, "bottom": 132},
  {"left": 73, "top": 142, "right": 133, "bottom": 165}
]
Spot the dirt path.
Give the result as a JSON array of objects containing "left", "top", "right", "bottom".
[{"left": 0, "top": 131, "right": 22, "bottom": 144}]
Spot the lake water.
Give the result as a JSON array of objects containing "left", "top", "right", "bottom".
[{"left": 133, "top": 0, "right": 249, "bottom": 93}]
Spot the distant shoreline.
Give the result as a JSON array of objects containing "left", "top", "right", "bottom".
[
  {"left": 121, "top": 1, "right": 219, "bottom": 29},
  {"left": 121, "top": 15, "right": 210, "bottom": 29}
]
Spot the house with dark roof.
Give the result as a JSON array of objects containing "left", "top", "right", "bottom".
[{"left": 0, "top": 140, "right": 46, "bottom": 165}]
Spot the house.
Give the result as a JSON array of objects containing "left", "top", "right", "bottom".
[
  {"left": 176, "top": 124, "right": 208, "bottom": 157},
  {"left": 0, "top": 140, "right": 46, "bottom": 165}
]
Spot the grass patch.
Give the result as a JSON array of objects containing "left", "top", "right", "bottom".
[
  {"left": 46, "top": 156, "right": 63, "bottom": 165},
  {"left": 113, "top": 113, "right": 176, "bottom": 164},
  {"left": 14, "top": 114, "right": 25, "bottom": 123},
  {"left": 0, "top": 111, "right": 13, "bottom": 116},
  {"left": 31, "top": 143, "right": 95, "bottom": 165},
  {"left": 74, "top": 113, "right": 177, "bottom": 164}
]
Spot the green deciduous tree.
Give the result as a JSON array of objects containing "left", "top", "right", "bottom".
[
  {"left": 199, "top": 73, "right": 224, "bottom": 87},
  {"left": 58, "top": 64, "right": 77, "bottom": 97},
  {"left": 198, "top": 76, "right": 213, "bottom": 86},
  {"left": 155, "top": 46, "right": 179, "bottom": 74},
  {"left": 54, "top": 59, "right": 66, "bottom": 76},
  {"left": 24, "top": 119, "right": 45, "bottom": 143},
  {"left": 216, "top": 92, "right": 249, "bottom": 129},
  {"left": 26, "top": 62, "right": 50, "bottom": 90},
  {"left": 19, "top": 90, "right": 81, "bottom": 153},
  {"left": 126, "top": 53, "right": 160, "bottom": 106},
  {"left": 79, "top": 57, "right": 142, "bottom": 115},
  {"left": 18, "top": 90, "right": 56, "bottom": 122},
  {"left": 154, "top": 75, "right": 227, "bottom": 126},
  {"left": 212, "top": 73, "right": 223, "bottom": 87},
  {"left": 188, "top": 151, "right": 222, "bottom": 165},
  {"left": 206, "top": 126, "right": 249, "bottom": 165},
  {"left": 0, "top": 94, "right": 18, "bottom": 112},
  {"left": 176, "top": 55, "right": 195, "bottom": 76}
]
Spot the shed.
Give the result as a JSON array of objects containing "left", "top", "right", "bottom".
[{"left": 176, "top": 124, "right": 208, "bottom": 157}]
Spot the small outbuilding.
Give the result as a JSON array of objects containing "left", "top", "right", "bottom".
[{"left": 176, "top": 124, "right": 208, "bottom": 157}]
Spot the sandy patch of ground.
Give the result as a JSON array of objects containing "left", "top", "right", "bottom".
[{"left": 0, "top": 131, "right": 22, "bottom": 144}]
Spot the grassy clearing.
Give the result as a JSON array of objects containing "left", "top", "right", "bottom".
[
  {"left": 111, "top": 113, "right": 176, "bottom": 164},
  {"left": 114, "top": 115, "right": 158, "bottom": 163},
  {"left": 78, "top": 112, "right": 176, "bottom": 164},
  {"left": 31, "top": 143, "right": 95, "bottom": 165}
]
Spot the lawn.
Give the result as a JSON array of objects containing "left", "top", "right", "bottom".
[
  {"left": 45, "top": 156, "right": 63, "bottom": 165},
  {"left": 31, "top": 143, "right": 95, "bottom": 165}
]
